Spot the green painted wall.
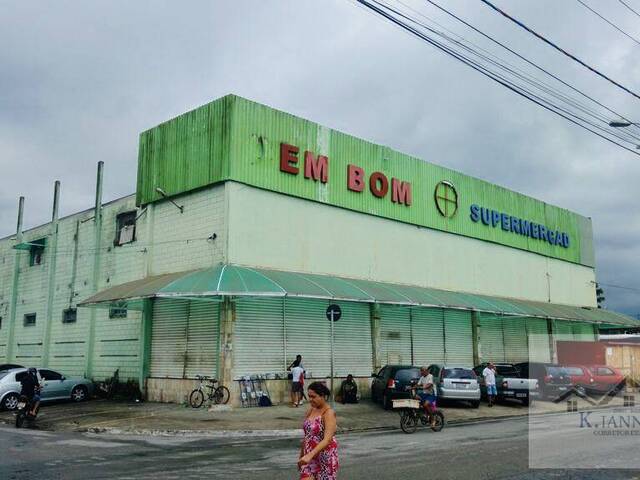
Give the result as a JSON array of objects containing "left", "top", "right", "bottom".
[{"left": 137, "top": 95, "right": 594, "bottom": 266}]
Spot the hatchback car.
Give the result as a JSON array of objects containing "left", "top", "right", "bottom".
[
  {"left": 371, "top": 365, "right": 421, "bottom": 409},
  {"left": 514, "top": 362, "right": 573, "bottom": 400},
  {"left": 564, "top": 364, "right": 626, "bottom": 395},
  {"left": 0, "top": 368, "right": 94, "bottom": 410},
  {"left": 428, "top": 364, "right": 481, "bottom": 408}
]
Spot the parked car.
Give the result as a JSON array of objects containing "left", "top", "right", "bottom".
[
  {"left": 564, "top": 364, "right": 626, "bottom": 395},
  {"left": 371, "top": 364, "right": 420, "bottom": 409},
  {"left": 473, "top": 363, "right": 539, "bottom": 405},
  {"left": 0, "top": 364, "right": 23, "bottom": 372},
  {"left": 514, "top": 362, "right": 573, "bottom": 400},
  {"left": 0, "top": 367, "right": 94, "bottom": 410},
  {"left": 427, "top": 364, "right": 481, "bottom": 408}
]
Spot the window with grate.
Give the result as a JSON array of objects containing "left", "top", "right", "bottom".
[
  {"left": 114, "top": 211, "right": 137, "bottom": 246},
  {"left": 24, "top": 313, "right": 36, "bottom": 327},
  {"left": 62, "top": 308, "right": 77, "bottom": 324},
  {"left": 109, "top": 307, "right": 127, "bottom": 319}
]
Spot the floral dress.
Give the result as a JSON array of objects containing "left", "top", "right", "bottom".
[{"left": 300, "top": 413, "right": 339, "bottom": 479}]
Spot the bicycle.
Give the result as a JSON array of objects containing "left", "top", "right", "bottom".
[
  {"left": 189, "top": 375, "right": 230, "bottom": 408},
  {"left": 393, "top": 382, "right": 445, "bottom": 434}
]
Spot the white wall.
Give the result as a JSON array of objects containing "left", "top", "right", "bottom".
[{"left": 227, "top": 182, "right": 597, "bottom": 307}]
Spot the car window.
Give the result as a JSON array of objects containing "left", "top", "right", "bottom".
[
  {"left": 443, "top": 368, "right": 476, "bottom": 379},
  {"left": 377, "top": 367, "right": 387, "bottom": 378},
  {"left": 395, "top": 368, "right": 420, "bottom": 382},
  {"left": 429, "top": 365, "right": 440, "bottom": 377},
  {"left": 39, "top": 369, "right": 63, "bottom": 381},
  {"left": 564, "top": 367, "right": 585, "bottom": 375},
  {"left": 597, "top": 367, "right": 614, "bottom": 376},
  {"left": 0, "top": 371, "right": 9, "bottom": 381},
  {"left": 547, "top": 367, "right": 569, "bottom": 376},
  {"left": 496, "top": 366, "right": 518, "bottom": 376},
  {"left": 15, "top": 371, "right": 28, "bottom": 382}
]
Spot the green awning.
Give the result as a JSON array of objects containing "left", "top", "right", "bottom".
[
  {"left": 13, "top": 238, "right": 47, "bottom": 251},
  {"left": 78, "top": 263, "right": 639, "bottom": 327}
]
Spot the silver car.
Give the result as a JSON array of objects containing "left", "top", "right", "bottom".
[
  {"left": 428, "top": 364, "right": 481, "bottom": 408},
  {"left": 0, "top": 367, "right": 94, "bottom": 410}
]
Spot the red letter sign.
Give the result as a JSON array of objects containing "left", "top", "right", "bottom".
[
  {"left": 347, "top": 164, "right": 365, "bottom": 192},
  {"left": 391, "top": 178, "right": 412, "bottom": 206},
  {"left": 280, "top": 143, "right": 299, "bottom": 175},
  {"left": 369, "top": 172, "right": 389, "bottom": 198},
  {"left": 304, "top": 151, "right": 329, "bottom": 183}
]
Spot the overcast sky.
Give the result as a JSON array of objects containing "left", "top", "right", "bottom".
[{"left": 1, "top": 0, "right": 638, "bottom": 316}]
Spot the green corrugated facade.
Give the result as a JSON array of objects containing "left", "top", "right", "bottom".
[{"left": 137, "top": 94, "right": 594, "bottom": 266}]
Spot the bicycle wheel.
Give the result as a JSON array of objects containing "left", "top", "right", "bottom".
[
  {"left": 213, "top": 386, "right": 230, "bottom": 405},
  {"left": 400, "top": 411, "right": 418, "bottom": 434},
  {"left": 189, "top": 389, "right": 205, "bottom": 408},
  {"left": 430, "top": 411, "right": 445, "bottom": 432}
]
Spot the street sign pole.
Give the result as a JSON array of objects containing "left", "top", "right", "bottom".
[{"left": 330, "top": 310, "right": 335, "bottom": 407}]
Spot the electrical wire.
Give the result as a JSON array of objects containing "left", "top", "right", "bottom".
[
  {"left": 425, "top": 0, "right": 640, "bottom": 136},
  {"left": 480, "top": 0, "right": 640, "bottom": 103},
  {"left": 356, "top": 0, "right": 640, "bottom": 155},
  {"left": 576, "top": 0, "right": 640, "bottom": 46},
  {"left": 386, "top": 0, "right": 640, "bottom": 145},
  {"left": 618, "top": 0, "right": 640, "bottom": 20}
]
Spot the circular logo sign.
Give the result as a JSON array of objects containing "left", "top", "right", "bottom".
[{"left": 434, "top": 181, "right": 458, "bottom": 218}]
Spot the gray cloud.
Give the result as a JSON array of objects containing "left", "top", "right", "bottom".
[{"left": 0, "top": 0, "right": 637, "bottom": 315}]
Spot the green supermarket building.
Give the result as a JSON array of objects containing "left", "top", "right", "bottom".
[{"left": 0, "top": 94, "right": 636, "bottom": 404}]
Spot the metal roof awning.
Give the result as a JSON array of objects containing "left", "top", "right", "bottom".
[{"left": 78, "top": 263, "right": 639, "bottom": 327}]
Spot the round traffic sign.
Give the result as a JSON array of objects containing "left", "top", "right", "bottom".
[{"left": 326, "top": 304, "right": 342, "bottom": 322}]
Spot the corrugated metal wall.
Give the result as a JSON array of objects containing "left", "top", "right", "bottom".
[{"left": 411, "top": 307, "right": 446, "bottom": 367}]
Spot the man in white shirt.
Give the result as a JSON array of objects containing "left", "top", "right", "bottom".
[
  {"left": 291, "top": 364, "right": 305, "bottom": 407},
  {"left": 482, "top": 362, "right": 497, "bottom": 407},
  {"left": 417, "top": 367, "right": 437, "bottom": 426}
]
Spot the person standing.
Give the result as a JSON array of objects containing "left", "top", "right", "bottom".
[
  {"left": 291, "top": 363, "right": 305, "bottom": 407},
  {"left": 288, "top": 355, "right": 304, "bottom": 406},
  {"left": 483, "top": 362, "right": 497, "bottom": 407},
  {"left": 298, "top": 382, "right": 339, "bottom": 480}
]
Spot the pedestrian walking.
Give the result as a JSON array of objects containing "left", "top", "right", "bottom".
[
  {"left": 298, "top": 382, "right": 339, "bottom": 480},
  {"left": 483, "top": 362, "right": 497, "bottom": 407}
]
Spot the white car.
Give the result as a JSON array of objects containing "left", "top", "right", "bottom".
[
  {"left": 427, "top": 364, "right": 481, "bottom": 408},
  {"left": 0, "top": 368, "right": 94, "bottom": 410}
]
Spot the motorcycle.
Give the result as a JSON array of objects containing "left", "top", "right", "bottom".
[{"left": 15, "top": 395, "right": 39, "bottom": 428}]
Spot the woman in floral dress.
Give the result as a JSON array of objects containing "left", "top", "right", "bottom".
[{"left": 298, "top": 382, "right": 339, "bottom": 479}]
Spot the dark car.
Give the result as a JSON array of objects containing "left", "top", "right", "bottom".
[
  {"left": 514, "top": 362, "right": 573, "bottom": 400},
  {"left": 0, "top": 364, "right": 23, "bottom": 373},
  {"left": 371, "top": 365, "right": 420, "bottom": 410}
]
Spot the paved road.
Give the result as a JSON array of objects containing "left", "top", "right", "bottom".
[{"left": 1, "top": 414, "right": 639, "bottom": 479}]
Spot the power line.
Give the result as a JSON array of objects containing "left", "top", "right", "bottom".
[
  {"left": 597, "top": 282, "right": 640, "bottom": 293},
  {"left": 384, "top": 1, "right": 640, "bottom": 146},
  {"left": 576, "top": 0, "right": 640, "bottom": 46},
  {"left": 355, "top": 0, "right": 640, "bottom": 155},
  {"left": 480, "top": 0, "right": 640, "bottom": 103},
  {"left": 425, "top": 0, "right": 640, "bottom": 135},
  {"left": 618, "top": 0, "right": 640, "bottom": 20}
]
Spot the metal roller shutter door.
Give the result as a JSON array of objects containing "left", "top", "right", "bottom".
[
  {"left": 184, "top": 302, "right": 220, "bottom": 379},
  {"left": 234, "top": 298, "right": 284, "bottom": 378},
  {"left": 411, "top": 307, "right": 445, "bottom": 367},
  {"left": 554, "top": 320, "right": 575, "bottom": 341},
  {"left": 572, "top": 322, "right": 597, "bottom": 341},
  {"left": 479, "top": 316, "right": 505, "bottom": 363},
  {"left": 332, "top": 301, "right": 373, "bottom": 377},
  {"left": 503, "top": 317, "right": 528, "bottom": 363},
  {"left": 285, "top": 298, "right": 331, "bottom": 378},
  {"left": 526, "top": 318, "right": 551, "bottom": 362},
  {"left": 150, "top": 299, "right": 189, "bottom": 378},
  {"left": 444, "top": 310, "right": 474, "bottom": 366},
  {"left": 379, "top": 305, "right": 412, "bottom": 365}
]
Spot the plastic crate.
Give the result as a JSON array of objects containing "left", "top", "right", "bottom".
[{"left": 392, "top": 398, "right": 420, "bottom": 409}]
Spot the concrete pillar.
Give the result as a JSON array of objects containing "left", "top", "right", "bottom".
[
  {"left": 42, "top": 181, "right": 61, "bottom": 367},
  {"left": 86, "top": 162, "right": 104, "bottom": 379},
  {"left": 138, "top": 298, "right": 153, "bottom": 396},
  {"left": 6, "top": 197, "right": 24, "bottom": 363},
  {"left": 218, "top": 297, "right": 236, "bottom": 387},
  {"left": 370, "top": 303, "right": 381, "bottom": 373},
  {"left": 471, "top": 310, "right": 481, "bottom": 366},
  {"left": 547, "top": 318, "right": 557, "bottom": 363}
]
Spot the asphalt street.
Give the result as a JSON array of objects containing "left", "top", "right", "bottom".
[{"left": 1, "top": 414, "right": 639, "bottom": 479}]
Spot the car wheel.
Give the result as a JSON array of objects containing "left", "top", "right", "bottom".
[
  {"left": 71, "top": 385, "right": 88, "bottom": 402},
  {"left": 471, "top": 400, "right": 480, "bottom": 408},
  {"left": 2, "top": 393, "right": 20, "bottom": 411}
]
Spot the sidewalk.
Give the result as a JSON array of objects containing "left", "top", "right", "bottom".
[{"left": 1, "top": 394, "right": 630, "bottom": 436}]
